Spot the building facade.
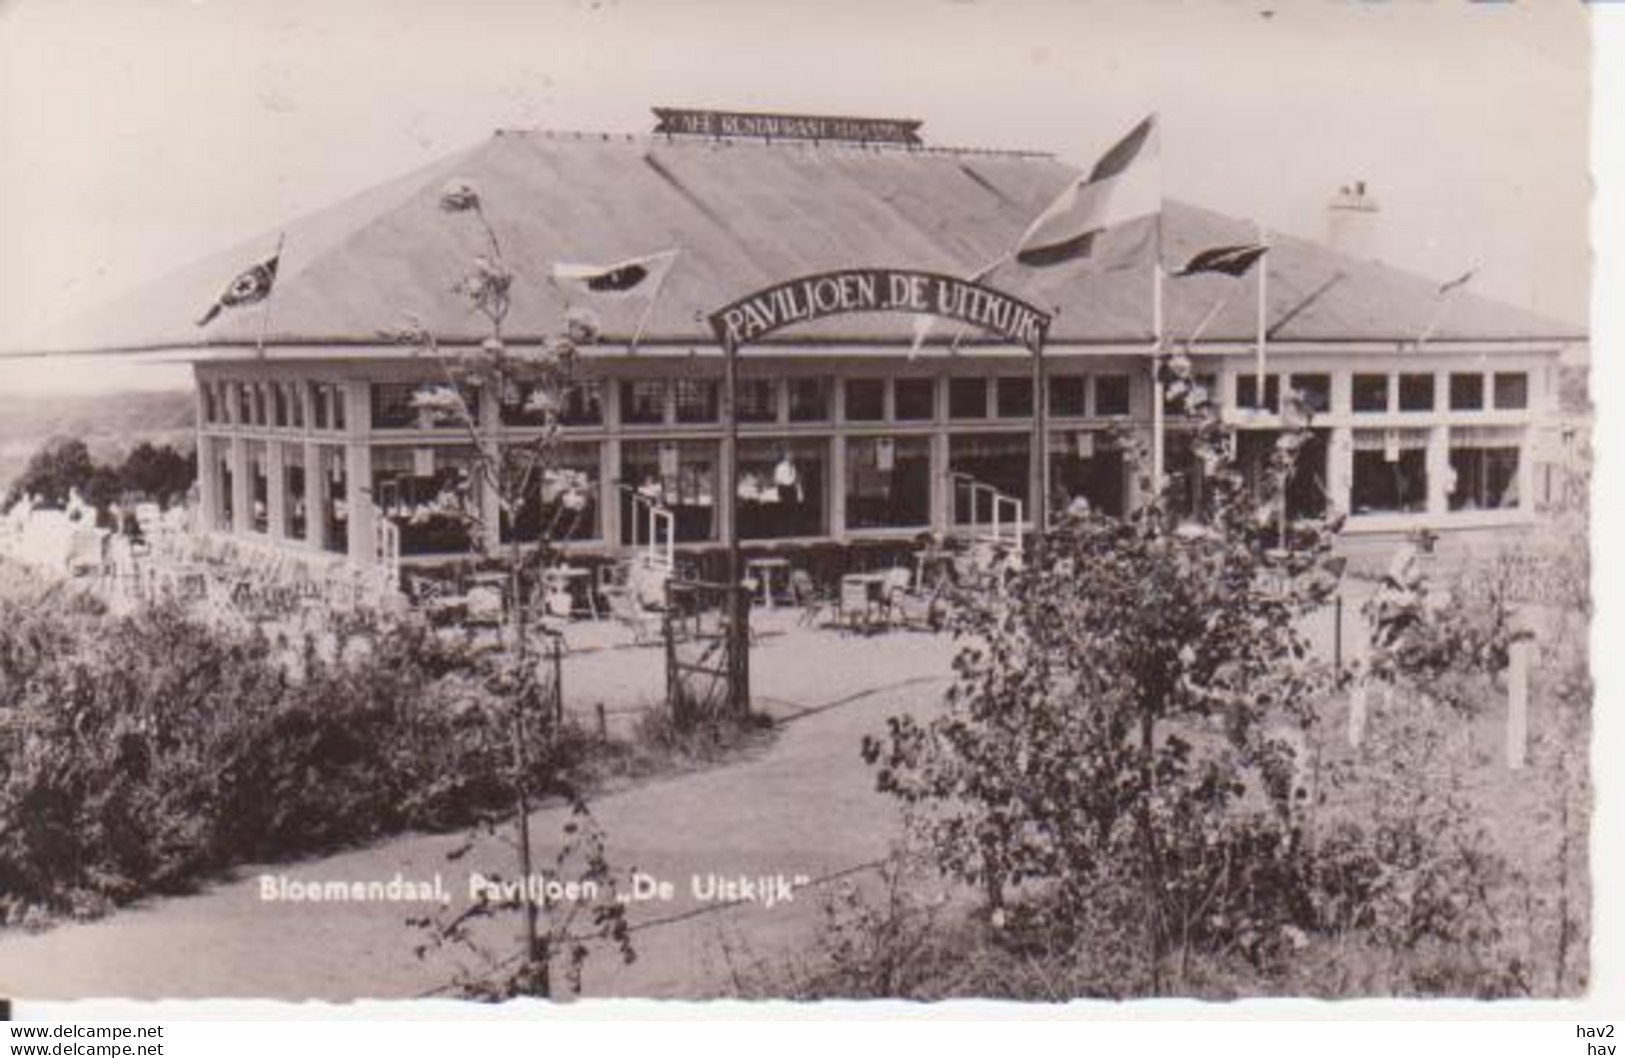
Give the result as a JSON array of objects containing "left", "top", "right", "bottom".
[{"left": 24, "top": 127, "right": 1585, "bottom": 573}]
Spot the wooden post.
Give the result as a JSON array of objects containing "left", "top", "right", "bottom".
[
  {"left": 1348, "top": 680, "right": 1367, "bottom": 749},
  {"left": 1506, "top": 636, "right": 1531, "bottom": 770}
]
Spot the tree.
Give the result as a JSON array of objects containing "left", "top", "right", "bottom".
[
  {"left": 391, "top": 177, "right": 632, "bottom": 998},
  {"left": 863, "top": 388, "right": 1346, "bottom": 992},
  {"left": 118, "top": 442, "right": 196, "bottom": 508},
  {"left": 6, "top": 437, "right": 98, "bottom": 508}
]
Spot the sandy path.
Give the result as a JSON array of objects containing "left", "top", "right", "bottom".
[{"left": 0, "top": 627, "right": 955, "bottom": 1002}]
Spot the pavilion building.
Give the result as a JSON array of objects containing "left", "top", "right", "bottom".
[{"left": 20, "top": 126, "right": 1586, "bottom": 577}]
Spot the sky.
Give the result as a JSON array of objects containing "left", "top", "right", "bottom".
[{"left": 0, "top": 0, "right": 1602, "bottom": 395}]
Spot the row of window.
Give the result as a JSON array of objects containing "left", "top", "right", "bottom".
[
  {"left": 214, "top": 419, "right": 1529, "bottom": 557},
  {"left": 201, "top": 380, "right": 347, "bottom": 431},
  {"left": 1235, "top": 371, "right": 1529, "bottom": 415}
]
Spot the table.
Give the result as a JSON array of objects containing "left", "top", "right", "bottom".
[
  {"left": 838, "top": 572, "right": 889, "bottom": 634},
  {"left": 746, "top": 557, "right": 791, "bottom": 611}
]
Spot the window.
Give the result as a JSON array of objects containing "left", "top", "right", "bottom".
[
  {"left": 371, "top": 445, "right": 479, "bottom": 555},
  {"left": 215, "top": 440, "right": 234, "bottom": 528},
  {"left": 283, "top": 444, "right": 306, "bottom": 540},
  {"left": 1292, "top": 374, "right": 1331, "bottom": 414},
  {"left": 788, "top": 377, "right": 831, "bottom": 422},
  {"left": 321, "top": 446, "right": 347, "bottom": 553},
  {"left": 503, "top": 442, "right": 599, "bottom": 542},
  {"left": 1449, "top": 373, "right": 1485, "bottom": 411},
  {"left": 248, "top": 442, "right": 269, "bottom": 533},
  {"left": 1236, "top": 374, "right": 1281, "bottom": 413},
  {"left": 503, "top": 380, "right": 603, "bottom": 427},
  {"left": 737, "top": 438, "right": 827, "bottom": 539},
  {"left": 272, "top": 385, "right": 288, "bottom": 427},
  {"left": 1050, "top": 375, "right": 1087, "bottom": 417},
  {"left": 621, "top": 380, "right": 667, "bottom": 425},
  {"left": 1095, "top": 374, "right": 1132, "bottom": 416},
  {"left": 372, "top": 382, "right": 477, "bottom": 429},
  {"left": 620, "top": 441, "right": 718, "bottom": 544},
  {"left": 738, "top": 379, "right": 778, "bottom": 423},
  {"left": 1352, "top": 374, "right": 1389, "bottom": 413},
  {"left": 201, "top": 385, "right": 217, "bottom": 424},
  {"left": 995, "top": 377, "right": 1033, "bottom": 418},
  {"left": 373, "top": 384, "right": 419, "bottom": 429},
  {"left": 1399, "top": 373, "right": 1436, "bottom": 412},
  {"left": 949, "top": 377, "right": 989, "bottom": 419},
  {"left": 1049, "top": 431, "right": 1125, "bottom": 518},
  {"left": 1350, "top": 428, "right": 1429, "bottom": 515},
  {"left": 287, "top": 383, "right": 304, "bottom": 428},
  {"left": 674, "top": 379, "right": 719, "bottom": 424},
  {"left": 894, "top": 378, "right": 935, "bottom": 421},
  {"left": 252, "top": 385, "right": 267, "bottom": 426},
  {"left": 1448, "top": 427, "right": 1521, "bottom": 511},
  {"left": 845, "top": 436, "right": 930, "bottom": 530},
  {"left": 1493, "top": 372, "right": 1528, "bottom": 411},
  {"left": 1163, "top": 374, "right": 1217, "bottom": 416},
  {"left": 311, "top": 383, "right": 328, "bottom": 430},
  {"left": 562, "top": 381, "right": 603, "bottom": 426},
  {"left": 844, "top": 378, "right": 886, "bottom": 422},
  {"left": 950, "top": 433, "right": 1030, "bottom": 523},
  {"left": 238, "top": 384, "right": 253, "bottom": 425}
]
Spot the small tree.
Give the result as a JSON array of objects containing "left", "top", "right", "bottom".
[
  {"left": 864, "top": 388, "right": 1345, "bottom": 992},
  {"left": 389, "top": 177, "right": 632, "bottom": 998},
  {"left": 6, "top": 438, "right": 103, "bottom": 509}
]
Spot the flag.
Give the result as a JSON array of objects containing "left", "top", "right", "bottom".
[
  {"left": 1173, "top": 243, "right": 1269, "bottom": 278},
  {"left": 552, "top": 250, "right": 679, "bottom": 300},
  {"left": 196, "top": 251, "right": 280, "bottom": 327},
  {"left": 1438, "top": 268, "right": 1476, "bottom": 295},
  {"left": 1013, "top": 115, "right": 1160, "bottom": 270},
  {"left": 908, "top": 254, "right": 1008, "bottom": 359},
  {"left": 1416, "top": 268, "right": 1477, "bottom": 347}
]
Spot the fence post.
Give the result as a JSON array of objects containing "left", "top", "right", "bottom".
[
  {"left": 1506, "top": 633, "right": 1532, "bottom": 770},
  {"left": 553, "top": 633, "right": 565, "bottom": 729}
]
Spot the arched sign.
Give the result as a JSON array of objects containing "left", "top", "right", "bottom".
[{"left": 708, "top": 268, "right": 1051, "bottom": 353}]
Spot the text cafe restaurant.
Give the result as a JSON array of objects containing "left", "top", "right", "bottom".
[{"left": 59, "top": 109, "right": 1584, "bottom": 574}]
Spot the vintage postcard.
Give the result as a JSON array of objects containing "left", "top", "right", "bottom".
[{"left": 0, "top": 0, "right": 1610, "bottom": 1019}]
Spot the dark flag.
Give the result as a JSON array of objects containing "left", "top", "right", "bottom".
[
  {"left": 1174, "top": 243, "right": 1269, "bottom": 278},
  {"left": 196, "top": 251, "right": 280, "bottom": 327}
]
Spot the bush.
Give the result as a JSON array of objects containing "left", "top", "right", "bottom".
[{"left": 0, "top": 587, "right": 587, "bottom": 926}]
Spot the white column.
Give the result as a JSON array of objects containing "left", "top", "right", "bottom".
[
  {"left": 830, "top": 434, "right": 848, "bottom": 542},
  {"left": 305, "top": 440, "right": 329, "bottom": 552},
  {"left": 229, "top": 436, "right": 251, "bottom": 536},
  {"left": 345, "top": 441, "right": 375, "bottom": 566},
  {"left": 266, "top": 442, "right": 287, "bottom": 541},
  {"left": 1426, "top": 424, "right": 1451, "bottom": 516},
  {"left": 601, "top": 437, "right": 621, "bottom": 549},
  {"left": 1329, "top": 426, "right": 1354, "bottom": 517},
  {"left": 196, "top": 435, "right": 220, "bottom": 532}
]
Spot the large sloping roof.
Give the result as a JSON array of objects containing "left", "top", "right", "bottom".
[{"left": 16, "top": 129, "right": 1583, "bottom": 355}]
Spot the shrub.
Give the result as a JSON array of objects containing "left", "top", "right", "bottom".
[{"left": 0, "top": 589, "right": 585, "bottom": 926}]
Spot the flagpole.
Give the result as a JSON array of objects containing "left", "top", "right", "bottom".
[
  {"left": 628, "top": 249, "right": 678, "bottom": 352},
  {"left": 1151, "top": 259, "right": 1166, "bottom": 497},
  {"left": 1255, "top": 222, "right": 1269, "bottom": 407},
  {"left": 255, "top": 233, "right": 286, "bottom": 359}
]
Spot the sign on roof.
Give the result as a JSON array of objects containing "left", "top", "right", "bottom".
[
  {"left": 653, "top": 107, "right": 923, "bottom": 146},
  {"left": 709, "top": 269, "right": 1050, "bottom": 353}
]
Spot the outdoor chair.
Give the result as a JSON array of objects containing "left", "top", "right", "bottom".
[
  {"left": 788, "top": 568, "right": 835, "bottom": 627},
  {"left": 882, "top": 566, "right": 942, "bottom": 631}
]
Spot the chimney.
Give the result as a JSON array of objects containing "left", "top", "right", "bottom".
[{"left": 1327, "top": 181, "right": 1380, "bottom": 260}]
